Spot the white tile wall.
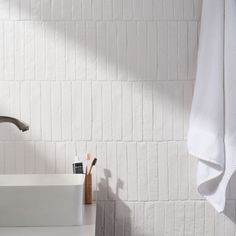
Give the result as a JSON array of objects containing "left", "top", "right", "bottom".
[{"left": 0, "top": 0, "right": 235, "bottom": 235}]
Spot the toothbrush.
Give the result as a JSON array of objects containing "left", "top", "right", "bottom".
[
  {"left": 86, "top": 153, "right": 91, "bottom": 175},
  {"left": 88, "top": 158, "right": 97, "bottom": 174}
]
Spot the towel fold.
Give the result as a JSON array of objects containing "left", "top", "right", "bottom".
[{"left": 188, "top": 0, "right": 236, "bottom": 212}]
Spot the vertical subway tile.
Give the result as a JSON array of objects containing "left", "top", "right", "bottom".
[
  {"left": 127, "top": 22, "right": 137, "bottom": 81},
  {"left": 127, "top": 142, "right": 137, "bottom": 200},
  {"left": 173, "top": 82, "right": 184, "bottom": 140},
  {"left": 106, "top": 143, "right": 117, "bottom": 200},
  {"left": 143, "top": 83, "right": 153, "bottom": 140},
  {"left": 123, "top": 0, "right": 132, "bottom": 20},
  {"left": 92, "top": 0, "right": 102, "bottom": 20},
  {"left": 174, "top": 0, "right": 184, "bottom": 19},
  {"left": 117, "top": 21, "right": 127, "bottom": 81},
  {"left": 185, "top": 201, "right": 195, "bottom": 236},
  {"left": 104, "top": 201, "right": 115, "bottom": 236},
  {"left": 82, "top": 0, "right": 92, "bottom": 19},
  {"left": 112, "top": 82, "right": 122, "bottom": 140},
  {"left": 117, "top": 143, "right": 127, "bottom": 200},
  {"left": 25, "top": 22, "right": 35, "bottom": 81},
  {"left": 107, "top": 22, "right": 117, "bottom": 81},
  {"left": 188, "top": 21, "right": 198, "bottom": 80},
  {"left": 51, "top": 0, "right": 61, "bottom": 20},
  {"left": 66, "top": 142, "right": 76, "bottom": 174},
  {"left": 134, "top": 202, "right": 144, "bottom": 235},
  {"left": 55, "top": 142, "right": 66, "bottom": 173},
  {"left": 55, "top": 22, "right": 66, "bottom": 81},
  {"left": 15, "top": 142, "right": 24, "bottom": 174},
  {"left": 205, "top": 203, "right": 216, "bottom": 236},
  {"left": 157, "top": 22, "right": 168, "bottom": 80},
  {"left": 72, "top": 82, "right": 82, "bottom": 140},
  {"left": 147, "top": 22, "right": 157, "bottom": 80},
  {"left": 4, "top": 22, "right": 14, "bottom": 81},
  {"left": 30, "top": 82, "right": 41, "bottom": 140},
  {"left": 154, "top": 202, "right": 165, "bottom": 235},
  {"left": 115, "top": 200, "right": 125, "bottom": 236},
  {"left": 35, "top": 22, "right": 45, "bottom": 81},
  {"left": 143, "top": 0, "right": 153, "bottom": 20},
  {"left": 168, "top": 22, "right": 178, "bottom": 80},
  {"left": 162, "top": 83, "right": 174, "bottom": 140},
  {"left": 97, "top": 22, "right": 107, "bottom": 81},
  {"left": 35, "top": 142, "right": 46, "bottom": 174},
  {"left": 31, "top": 0, "right": 41, "bottom": 20},
  {"left": 41, "top": 0, "right": 51, "bottom": 20},
  {"left": 144, "top": 202, "right": 155, "bottom": 236},
  {"left": 158, "top": 142, "right": 168, "bottom": 200},
  {"left": 92, "top": 82, "right": 102, "bottom": 140},
  {"left": 184, "top": 0, "right": 194, "bottom": 20},
  {"left": 41, "top": 82, "right": 52, "bottom": 140},
  {"left": 76, "top": 22, "right": 86, "bottom": 80},
  {"left": 175, "top": 202, "right": 185, "bottom": 236},
  {"left": 45, "top": 22, "right": 56, "bottom": 80},
  {"left": 103, "top": 0, "right": 113, "bottom": 20},
  {"left": 61, "top": 82, "right": 72, "bottom": 140},
  {"left": 97, "top": 143, "right": 107, "bottom": 200},
  {"left": 20, "top": 0, "right": 30, "bottom": 20},
  {"left": 215, "top": 210, "right": 225, "bottom": 236},
  {"left": 4, "top": 142, "right": 15, "bottom": 174},
  {"left": 133, "top": 0, "right": 142, "bottom": 20},
  {"left": 137, "top": 21, "right": 146, "bottom": 81},
  {"left": 137, "top": 143, "right": 148, "bottom": 201},
  {"left": 132, "top": 82, "right": 142, "bottom": 141},
  {"left": 195, "top": 201, "right": 205, "bottom": 236},
  {"left": 10, "top": 0, "right": 20, "bottom": 20},
  {"left": 24, "top": 142, "right": 35, "bottom": 174},
  {"left": 0, "top": 0, "right": 9, "bottom": 19},
  {"left": 66, "top": 22, "right": 76, "bottom": 81},
  {"left": 51, "top": 82, "right": 62, "bottom": 140},
  {"left": 153, "top": 0, "right": 163, "bottom": 20},
  {"left": 113, "top": 0, "right": 122, "bottom": 20},
  {"left": 165, "top": 202, "right": 175, "bottom": 236},
  {"left": 168, "top": 142, "right": 178, "bottom": 200},
  {"left": 153, "top": 83, "right": 163, "bottom": 140},
  {"left": 62, "top": 0, "right": 72, "bottom": 20},
  {"left": 82, "top": 82, "right": 92, "bottom": 140},
  {"left": 122, "top": 82, "right": 132, "bottom": 140},
  {"left": 178, "top": 142, "right": 189, "bottom": 199},
  {"left": 45, "top": 142, "right": 55, "bottom": 173},
  {"left": 102, "top": 82, "right": 112, "bottom": 141},
  {"left": 184, "top": 82, "right": 193, "bottom": 139},
  {"left": 147, "top": 143, "right": 158, "bottom": 200},
  {"left": 72, "top": 0, "right": 82, "bottom": 20},
  {"left": 86, "top": 22, "right": 96, "bottom": 81},
  {"left": 178, "top": 22, "right": 188, "bottom": 80},
  {"left": 95, "top": 201, "right": 105, "bottom": 236}
]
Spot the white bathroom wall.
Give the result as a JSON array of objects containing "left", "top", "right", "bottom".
[{"left": 0, "top": 0, "right": 235, "bottom": 235}]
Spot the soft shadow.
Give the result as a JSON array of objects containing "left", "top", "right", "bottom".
[
  {"left": 95, "top": 169, "right": 131, "bottom": 236},
  {"left": 224, "top": 172, "right": 236, "bottom": 223}
]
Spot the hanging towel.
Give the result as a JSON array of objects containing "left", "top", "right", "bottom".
[{"left": 188, "top": 0, "right": 236, "bottom": 212}]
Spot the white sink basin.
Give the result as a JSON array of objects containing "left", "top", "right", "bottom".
[{"left": 0, "top": 174, "right": 85, "bottom": 227}]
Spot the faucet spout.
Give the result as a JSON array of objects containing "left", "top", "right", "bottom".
[{"left": 0, "top": 116, "right": 29, "bottom": 132}]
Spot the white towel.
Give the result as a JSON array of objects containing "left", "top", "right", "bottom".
[{"left": 188, "top": 0, "right": 236, "bottom": 212}]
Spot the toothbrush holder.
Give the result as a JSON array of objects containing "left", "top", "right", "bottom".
[{"left": 85, "top": 173, "right": 92, "bottom": 204}]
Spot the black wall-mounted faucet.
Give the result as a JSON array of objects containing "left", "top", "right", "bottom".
[{"left": 0, "top": 116, "right": 29, "bottom": 132}]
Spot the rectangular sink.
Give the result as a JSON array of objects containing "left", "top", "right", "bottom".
[{"left": 0, "top": 174, "right": 85, "bottom": 227}]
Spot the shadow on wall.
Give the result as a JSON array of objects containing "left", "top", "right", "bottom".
[
  {"left": 95, "top": 169, "right": 131, "bottom": 236},
  {"left": 225, "top": 173, "right": 236, "bottom": 223}
]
